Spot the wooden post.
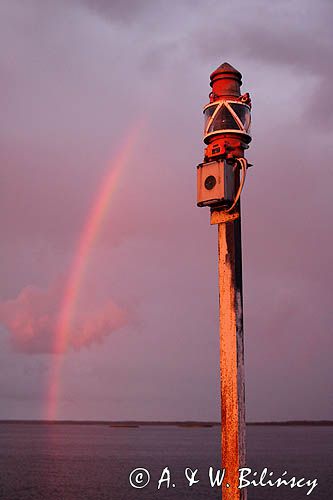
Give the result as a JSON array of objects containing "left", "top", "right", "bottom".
[{"left": 214, "top": 210, "right": 246, "bottom": 499}]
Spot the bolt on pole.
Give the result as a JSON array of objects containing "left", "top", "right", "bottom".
[{"left": 196, "top": 62, "right": 252, "bottom": 499}]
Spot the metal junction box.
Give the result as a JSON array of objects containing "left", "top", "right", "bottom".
[{"left": 197, "top": 160, "right": 235, "bottom": 207}]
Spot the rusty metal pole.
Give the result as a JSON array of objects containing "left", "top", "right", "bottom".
[{"left": 196, "top": 63, "right": 252, "bottom": 500}]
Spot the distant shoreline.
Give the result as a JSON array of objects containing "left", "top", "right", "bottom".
[{"left": 0, "top": 420, "right": 332, "bottom": 427}]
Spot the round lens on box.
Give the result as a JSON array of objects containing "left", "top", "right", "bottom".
[{"left": 205, "top": 175, "right": 216, "bottom": 190}]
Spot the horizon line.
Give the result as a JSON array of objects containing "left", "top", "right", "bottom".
[{"left": 0, "top": 419, "right": 332, "bottom": 426}]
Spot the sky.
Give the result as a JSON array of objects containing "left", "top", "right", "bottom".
[{"left": 0, "top": 0, "right": 332, "bottom": 421}]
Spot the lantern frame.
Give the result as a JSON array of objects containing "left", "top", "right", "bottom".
[{"left": 203, "top": 100, "right": 251, "bottom": 143}]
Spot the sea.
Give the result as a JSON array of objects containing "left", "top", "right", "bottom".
[{"left": 0, "top": 423, "right": 331, "bottom": 499}]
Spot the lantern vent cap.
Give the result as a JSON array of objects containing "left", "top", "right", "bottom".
[{"left": 210, "top": 62, "right": 242, "bottom": 87}]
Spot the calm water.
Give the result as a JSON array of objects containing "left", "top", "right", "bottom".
[{"left": 0, "top": 424, "right": 331, "bottom": 499}]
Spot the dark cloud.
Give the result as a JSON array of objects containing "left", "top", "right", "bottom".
[
  {"left": 188, "top": 0, "right": 333, "bottom": 127},
  {"left": 77, "top": 0, "right": 155, "bottom": 23}
]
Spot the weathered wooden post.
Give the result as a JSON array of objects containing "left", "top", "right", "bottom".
[{"left": 196, "top": 63, "right": 252, "bottom": 499}]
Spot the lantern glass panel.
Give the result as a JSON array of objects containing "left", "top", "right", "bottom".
[
  {"left": 229, "top": 103, "right": 251, "bottom": 132},
  {"left": 207, "top": 104, "right": 239, "bottom": 133},
  {"left": 203, "top": 104, "right": 218, "bottom": 132}
]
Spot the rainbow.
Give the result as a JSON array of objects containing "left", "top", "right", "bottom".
[{"left": 46, "top": 123, "right": 143, "bottom": 420}]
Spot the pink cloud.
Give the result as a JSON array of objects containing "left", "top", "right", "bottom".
[{"left": 0, "top": 281, "right": 129, "bottom": 354}]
